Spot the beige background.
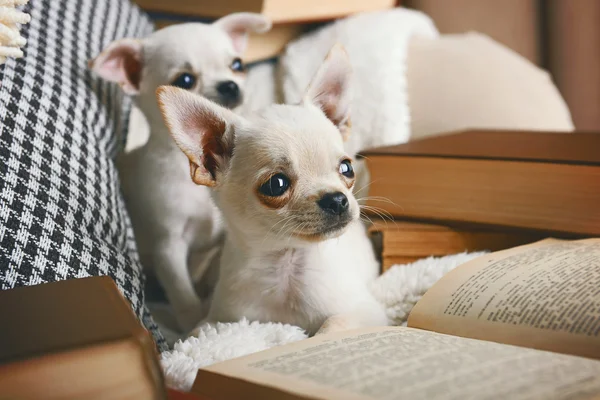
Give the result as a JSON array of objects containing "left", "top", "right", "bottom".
[{"left": 405, "top": 0, "right": 600, "bottom": 132}]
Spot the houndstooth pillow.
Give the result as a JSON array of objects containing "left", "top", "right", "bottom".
[{"left": 0, "top": 0, "right": 165, "bottom": 350}]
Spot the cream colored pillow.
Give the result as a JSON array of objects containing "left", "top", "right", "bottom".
[{"left": 407, "top": 32, "right": 574, "bottom": 140}]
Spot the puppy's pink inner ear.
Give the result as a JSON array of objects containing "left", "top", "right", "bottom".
[
  {"left": 216, "top": 14, "right": 271, "bottom": 55},
  {"left": 93, "top": 42, "right": 142, "bottom": 93},
  {"left": 223, "top": 29, "right": 247, "bottom": 54},
  {"left": 312, "top": 80, "right": 351, "bottom": 140},
  {"left": 158, "top": 87, "right": 236, "bottom": 186},
  {"left": 317, "top": 81, "right": 346, "bottom": 125},
  {"left": 118, "top": 50, "right": 142, "bottom": 91},
  {"left": 194, "top": 114, "right": 230, "bottom": 182}
]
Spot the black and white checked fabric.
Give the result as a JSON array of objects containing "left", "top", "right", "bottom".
[{"left": 0, "top": 0, "right": 166, "bottom": 350}]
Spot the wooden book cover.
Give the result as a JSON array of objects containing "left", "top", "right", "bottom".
[
  {"left": 187, "top": 238, "right": 600, "bottom": 400},
  {"left": 368, "top": 220, "right": 548, "bottom": 272},
  {"left": 0, "top": 277, "right": 166, "bottom": 399},
  {"left": 133, "top": 0, "right": 397, "bottom": 23},
  {"left": 359, "top": 130, "right": 600, "bottom": 236}
]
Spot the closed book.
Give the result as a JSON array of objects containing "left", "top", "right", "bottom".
[
  {"left": 133, "top": 0, "right": 397, "bottom": 23},
  {"left": 359, "top": 130, "right": 600, "bottom": 236},
  {"left": 368, "top": 220, "right": 548, "bottom": 272},
  {"left": 0, "top": 277, "right": 166, "bottom": 400}
]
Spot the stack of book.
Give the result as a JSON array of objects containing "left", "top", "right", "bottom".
[
  {"left": 132, "top": 0, "right": 398, "bottom": 63},
  {"left": 360, "top": 129, "right": 600, "bottom": 272}
]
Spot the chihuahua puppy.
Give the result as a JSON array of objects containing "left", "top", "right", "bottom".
[
  {"left": 89, "top": 13, "right": 271, "bottom": 332},
  {"left": 157, "top": 45, "right": 388, "bottom": 335}
]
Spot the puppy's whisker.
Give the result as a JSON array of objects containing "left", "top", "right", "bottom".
[
  {"left": 276, "top": 218, "right": 302, "bottom": 242},
  {"left": 283, "top": 224, "right": 298, "bottom": 245},
  {"left": 274, "top": 215, "right": 299, "bottom": 236},
  {"left": 275, "top": 218, "right": 301, "bottom": 244},
  {"left": 359, "top": 212, "right": 375, "bottom": 226},
  {"left": 356, "top": 195, "right": 404, "bottom": 211},
  {"left": 360, "top": 205, "right": 394, "bottom": 221},
  {"left": 353, "top": 182, "right": 372, "bottom": 197},
  {"left": 288, "top": 221, "right": 311, "bottom": 244},
  {"left": 353, "top": 177, "right": 387, "bottom": 198},
  {"left": 359, "top": 205, "right": 397, "bottom": 229},
  {"left": 268, "top": 216, "right": 296, "bottom": 236},
  {"left": 262, "top": 216, "right": 296, "bottom": 247}
]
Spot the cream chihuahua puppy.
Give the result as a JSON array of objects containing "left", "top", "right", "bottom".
[
  {"left": 157, "top": 45, "right": 388, "bottom": 335},
  {"left": 89, "top": 13, "right": 271, "bottom": 332}
]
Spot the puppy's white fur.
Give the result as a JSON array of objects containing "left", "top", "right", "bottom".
[
  {"left": 158, "top": 45, "right": 388, "bottom": 335},
  {"left": 89, "top": 14, "right": 271, "bottom": 332}
]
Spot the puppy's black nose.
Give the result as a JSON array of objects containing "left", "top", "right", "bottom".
[
  {"left": 318, "top": 192, "right": 349, "bottom": 216},
  {"left": 216, "top": 80, "right": 240, "bottom": 101}
]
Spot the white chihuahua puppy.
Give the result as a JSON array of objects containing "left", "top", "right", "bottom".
[
  {"left": 89, "top": 13, "right": 271, "bottom": 332},
  {"left": 157, "top": 45, "right": 388, "bottom": 335}
]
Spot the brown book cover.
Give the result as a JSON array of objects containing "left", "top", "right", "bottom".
[
  {"left": 359, "top": 130, "right": 600, "bottom": 236},
  {"left": 368, "top": 220, "right": 548, "bottom": 272},
  {"left": 133, "top": 0, "right": 397, "bottom": 23},
  {"left": 0, "top": 277, "right": 166, "bottom": 399},
  {"left": 362, "top": 129, "right": 600, "bottom": 164}
]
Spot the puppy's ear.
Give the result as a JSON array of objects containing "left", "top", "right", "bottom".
[
  {"left": 89, "top": 38, "right": 143, "bottom": 95},
  {"left": 156, "top": 86, "right": 236, "bottom": 187},
  {"left": 215, "top": 13, "right": 272, "bottom": 54},
  {"left": 304, "top": 44, "right": 353, "bottom": 140}
]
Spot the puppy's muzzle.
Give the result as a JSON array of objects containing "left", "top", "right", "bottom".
[
  {"left": 216, "top": 80, "right": 241, "bottom": 108},
  {"left": 318, "top": 192, "right": 349, "bottom": 217}
]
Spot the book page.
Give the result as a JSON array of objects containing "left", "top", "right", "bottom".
[
  {"left": 408, "top": 238, "right": 600, "bottom": 359},
  {"left": 192, "top": 327, "right": 600, "bottom": 400}
]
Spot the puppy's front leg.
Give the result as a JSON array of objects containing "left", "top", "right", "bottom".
[
  {"left": 153, "top": 239, "right": 203, "bottom": 333},
  {"left": 316, "top": 299, "right": 389, "bottom": 335}
]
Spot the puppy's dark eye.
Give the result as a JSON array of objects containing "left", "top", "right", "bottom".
[
  {"left": 230, "top": 57, "right": 245, "bottom": 72},
  {"left": 339, "top": 160, "right": 354, "bottom": 178},
  {"left": 171, "top": 72, "right": 196, "bottom": 89},
  {"left": 259, "top": 173, "right": 290, "bottom": 197}
]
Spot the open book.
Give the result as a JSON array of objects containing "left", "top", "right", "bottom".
[{"left": 190, "top": 239, "right": 600, "bottom": 400}]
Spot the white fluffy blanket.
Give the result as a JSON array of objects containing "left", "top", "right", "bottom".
[{"left": 161, "top": 252, "right": 485, "bottom": 391}]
